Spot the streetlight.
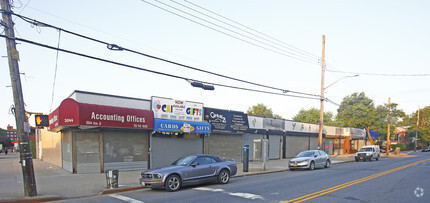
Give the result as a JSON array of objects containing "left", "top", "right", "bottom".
[{"left": 318, "top": 71, "right": 359, "bottom": 150}]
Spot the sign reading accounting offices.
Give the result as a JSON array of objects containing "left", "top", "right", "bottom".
[
  {"left": 48, "top": 98, "right": 154, "bottom": 131},
  {"left": 151, "top": 96, "right": 203, "bottom": 122}
]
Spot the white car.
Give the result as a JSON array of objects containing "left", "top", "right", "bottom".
[{"left": 355, "top": 145, "right": 380, "bottom": 161}]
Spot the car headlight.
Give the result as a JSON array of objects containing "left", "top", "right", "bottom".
[
  {"left": 366, "top": 153, "right": 372, "bottom": 156},
  {"left": 299, "top": 160, "right": 310, "bottom": 163},
  {"left": 153, "top": 174, "right": 162, "bottom": 179}
]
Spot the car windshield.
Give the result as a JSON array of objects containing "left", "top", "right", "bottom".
[
  {"left": 360, "top": 148, "right": 373, "bottom": 152},
  {"left": 296, "top": 151, "right": 314, "bottom": 157},
  {"left": 171, "top": 156, "right": 196, "bottom": 166}
]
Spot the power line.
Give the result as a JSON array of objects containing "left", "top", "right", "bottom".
[
  {"left": 169, "top": 0, "right": 320, "bottom": 62},
  {"left": 326, "top": 68, "right": 430, "bottom": 77},
  {"left": 0, "top": 34, "right": 321, "bottom": 101},
  {"left": 9, "top": 11, "right": 320, "bottom": 98},
  {"left": 182, "top": 0, "right": 321, "bottom": 61},
  {"left": 140, "top": 0, "right": 318, "bottom": 64}
]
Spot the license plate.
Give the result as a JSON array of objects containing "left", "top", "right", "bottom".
[
  {"left": 360, "top": 157, "right": 363, "bottom": 159},
  {"left": 293, "top": 164, "right": 298, "bottom": 166}
]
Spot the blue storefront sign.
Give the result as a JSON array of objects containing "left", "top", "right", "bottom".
[{"left": 154, "top": 119, "right": 211, "bottom": 133}]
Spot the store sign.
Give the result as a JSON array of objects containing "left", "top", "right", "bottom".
[
  {"left": 285, "top": 120, "right": 319, "bottom": 133},
  {"left": 151, "top": 96, "right": 203, "bottom": 122},
  {"left": 154, "top": 119, "right": 210, "bottom": 133},
  {"left": 248, "top": 116, "right": 264, "bottom": 129},
  {"left": 204, "top": 108, "right": 249, "bottom": 133},
  {"left": 49, "top": 98, "right": 154, "bottom": 131},
  {"left": 263, "top": 118, "right": 285, "bottom": 131}
]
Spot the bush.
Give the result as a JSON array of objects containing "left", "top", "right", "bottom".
[{"left": 390, "top": 143, "right": 406, "bottom": 151}]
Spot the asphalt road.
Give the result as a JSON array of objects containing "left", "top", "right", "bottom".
[{"left": 56, "top": 152, "right": 430, "bottom": 203}]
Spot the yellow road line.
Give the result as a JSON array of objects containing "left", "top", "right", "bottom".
[{"left": 283, "top": 158, "right": 430, "bottom": 203}]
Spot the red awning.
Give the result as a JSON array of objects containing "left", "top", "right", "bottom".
[{"left": 48, "top": 98, "right": 154, "bottom": 132}]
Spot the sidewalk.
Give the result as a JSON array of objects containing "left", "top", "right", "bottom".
[{"left": 0, "top": 152, "right": 367, "bottom": 202}]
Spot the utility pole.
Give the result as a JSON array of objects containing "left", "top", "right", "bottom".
[
  {"left": 318, "top": 35, "right": 326, "bottom": 150},
  {"left": 386, "top": 97, "right": 391, "bottom": 156},
  {"left": 1, "top": 0, "right": 37, "bottom": 197},
  {"left": 414, "top": 106, "right": 420, "bottom": 152}
]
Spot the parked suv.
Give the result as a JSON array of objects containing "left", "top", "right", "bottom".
[{"left": 355, "top": 145, "right": 380, "bottom": 162}]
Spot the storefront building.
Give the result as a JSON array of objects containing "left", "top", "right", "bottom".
[
  {"left": 47, "top": 91, "right": 154, "bottom": 173},
  {"left": 203, "top": 108, "right": 248, "bottom": 162},
  {"left": 244, "top": 116, "right": 283, "bottom": 161},
  {"left": 150, "top": 96, "right": 210, "bottom": 168},
  {"left": 284, "top": 120, "right": 320, "bottom": 158}
]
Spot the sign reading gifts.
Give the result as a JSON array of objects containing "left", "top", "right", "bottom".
[{"left": 151, "top": 96, "right": 203, "bottom": 122}]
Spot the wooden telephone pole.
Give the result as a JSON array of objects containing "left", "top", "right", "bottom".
[
  {"left": 318, "top": 35, "right": 325, "bottom": 150},
  {"left": 386, "top": 97, "right": 391, "bottom": 156},
  {"left": 414, "top": 106, "right": 420, "bottom": 152},
  {"left": 1, "top": 0, "right": 37, "bottom": 196}
]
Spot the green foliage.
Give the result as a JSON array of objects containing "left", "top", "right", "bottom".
[
  {"left": 247, "top": 103, "right": 283, "bottom": 119},
  {"left": 391, "top": 143, "right": 406, "bottom": 151},
  {"left": 406, "top": 106, "right": 430, "bottom": 143},
  {"left": 335, "top": 92, "right": 376, "bottom": 129},
  {"left": 292, "top": 107, "right": 335, "bottom": 125},
  {"left": 0, "top": 128, "right": 6, "bottom": 137},
  {"left": 0, "top": 137, "right": 13, "bottom": 148}
]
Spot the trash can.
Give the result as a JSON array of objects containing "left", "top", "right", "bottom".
[{"left": 106, "top": 170, "right": 119, "bottom": 189}]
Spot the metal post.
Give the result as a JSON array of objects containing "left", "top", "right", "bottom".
[
  {"left": 242, "top": 145, "right": 249, "bottom": 172},
  {"left": 0, "top": 0, "right": 37, "bottom": 196},
  {"left": 386, "top": 97, "right": 391, "bottom": 156}
]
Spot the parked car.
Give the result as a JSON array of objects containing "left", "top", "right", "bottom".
[
  {"left": 139, "top": 154, "right": 237, "bottom": 192},
  {"left": 421, "top": 147, "right": 430, "bottom": 152},
  {"left": 288, "top": 150, "right": 331, "bottom": 170},
  {"left": 355, "top": 145, "right": 380, "bottom": 161}
]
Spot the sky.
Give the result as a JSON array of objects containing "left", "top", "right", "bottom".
[{"left": 1, "top": 0, "right": 429, "bottom": 128}]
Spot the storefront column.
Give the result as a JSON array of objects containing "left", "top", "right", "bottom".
[{"left": 99, "top": 130, "right": 104, "bottom": 173}]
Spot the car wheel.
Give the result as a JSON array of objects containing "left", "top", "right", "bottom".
[
  {"left": 325, "top": 160, "right": 330, "bottom": 168},
  {"left": 218, "top": 169, "right": 230, "bottom": 184},
  {"left": 309, "top": 161, "right": 315, "bottom": 170},
  {"left": 289, "top": 167, "right": 295, "bottom": 171},
  {"left": 165, "top": 174, "right": 181, "bottom": 192}
]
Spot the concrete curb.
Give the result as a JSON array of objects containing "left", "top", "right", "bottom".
[
  {"left": 0, "top": 195, "right": 63, "bottom": 203},
  {"left": 100, "top": 186, "right": 145, "bottom": 195}
]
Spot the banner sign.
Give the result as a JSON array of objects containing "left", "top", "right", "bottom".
[
  {"left": 151, "top": 96, "right": 203, "bottom": 122},
  {"left": 263, "top": 118, "right": 285, "bottom": 131},
  {"left": 154, "top": 119, "right": 211, "bottom": 133},
  {"left": 204, "top": 108, "right": 248, "bottom": 133},
  {"left": 285, "top": 120, "right": 319, "bottom": 133},
  {"left": 49, "top": 98, "right": 154, "bottom": 131},
  {"left": 248, "top": 116, "right": 264, "bottom": 129}
]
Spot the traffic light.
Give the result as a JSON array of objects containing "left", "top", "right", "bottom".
[{"left": 35, "top": 115, "right": 49, "bottom": 127}]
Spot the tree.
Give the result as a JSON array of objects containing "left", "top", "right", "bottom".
[
  {"left": 406, "top": 106, "right": 430, "bottom": 146},
  {"left": 247, "top": 103, "right": 283, "bottom": 119},
  {"left": 372, "top": 102, "right": 406, "bottom": 139},
  {"left": 335, "top": 92, "right": 377, "bottom": 129},
  {"left": 292, "top": 107, "right": 335, "bottom": 125},
  {"left": 0, "top": 128, "right": 6, "bottom": 137}
]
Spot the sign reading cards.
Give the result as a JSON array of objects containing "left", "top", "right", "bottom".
[{"left": 151, "top": 96, "right": 203, "bottom": 122}]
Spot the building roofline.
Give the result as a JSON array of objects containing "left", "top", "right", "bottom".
[{"left": 69, "top": 90, "right": 150, "bottom": 102}]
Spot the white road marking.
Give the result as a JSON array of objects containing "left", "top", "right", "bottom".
[
  {"left": 109, "top": 194, "right": 144, "bottom": 203},
  {"left": 194, "top": 187, "right": 225, "bottom": 192},
  {"left": 194, "top": 187, "right": 264, "bottom": 200},
  {"left": 227, "top": 192, "right": 264, "bottom": 200}
]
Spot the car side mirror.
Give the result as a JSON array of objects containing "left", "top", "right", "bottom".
[{"left": 191, "top": 162, "right": 199, "bottom": 167}]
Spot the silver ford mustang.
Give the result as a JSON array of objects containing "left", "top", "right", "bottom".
[{"left": 140, "top": 154, "right": 237, "bottom": 192}]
